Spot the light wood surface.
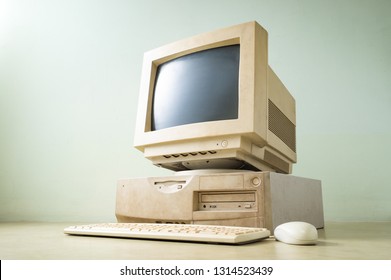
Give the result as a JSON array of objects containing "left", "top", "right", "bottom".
[{"left": 1, "top": 222, "right": 390, "bottom": 260}]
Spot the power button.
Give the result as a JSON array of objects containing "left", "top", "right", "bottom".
[{"left": 251, "top": 177, "right": 261, "bottom": 187}]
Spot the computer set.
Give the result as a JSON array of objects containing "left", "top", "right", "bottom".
[{"left": 64, "top": 21, "right": 324, "bottom": 245}]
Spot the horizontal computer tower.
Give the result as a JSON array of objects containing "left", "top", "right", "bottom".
[{"left": 115, "top": 171, "right": 324, "bottom": 233}]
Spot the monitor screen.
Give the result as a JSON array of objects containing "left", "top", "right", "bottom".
[{"left": 151, "top": 45, "right": 240, "bottom": 131}]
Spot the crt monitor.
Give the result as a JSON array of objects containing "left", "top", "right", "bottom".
[{"left": 134, "top": 21, "right": 296, "bottom": 174}]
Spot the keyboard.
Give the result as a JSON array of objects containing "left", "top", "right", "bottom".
[{"left": 64, "top": 223, "right": 270, "bottom": 245}]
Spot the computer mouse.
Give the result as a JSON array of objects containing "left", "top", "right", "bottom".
[{"left": 274, "top": 221, "right": 318, "bottom": 245}]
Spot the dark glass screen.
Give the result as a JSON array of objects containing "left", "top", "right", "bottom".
[{"left": 151, "top": 45, "right": 240, "bottom": 130}]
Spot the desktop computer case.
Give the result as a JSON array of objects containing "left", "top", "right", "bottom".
[{"left": 116, "top": 171, "right": 324, "bottom": 232}]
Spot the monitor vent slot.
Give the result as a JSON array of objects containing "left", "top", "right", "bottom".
[
  {"left": 268, "top": 99, "right": 296, "bottom": 152},
  {"left": 163, "top": 151, "right": 217, "bottom": 159}
]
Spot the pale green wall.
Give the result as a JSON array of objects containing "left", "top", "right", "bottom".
[{"left": 1, "top": 0, "right": 390, "bottom": 222}]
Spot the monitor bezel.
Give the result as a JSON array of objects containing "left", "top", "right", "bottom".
[{"left": 134, "top": 21, "right": 269, "bottom": 149}]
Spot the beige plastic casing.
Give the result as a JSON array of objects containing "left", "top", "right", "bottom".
[{"left": 134, "top": 21, "right": 296, "bottom": 173}]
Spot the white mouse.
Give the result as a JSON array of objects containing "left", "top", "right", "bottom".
[{"left": 274, "top": 221, "right": 318, "bottom": 245}]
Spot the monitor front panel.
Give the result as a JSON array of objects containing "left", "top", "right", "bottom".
[{"left": 135, "top": 21, "right": 270, "bottom": 160}]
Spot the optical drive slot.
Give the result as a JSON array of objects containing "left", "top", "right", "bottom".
[
  {"left": 198, "top": 192, "right": 256, "bottom": 211},
  {"left": 200, "top": 192, "right": 255, "bottom": 202}
]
